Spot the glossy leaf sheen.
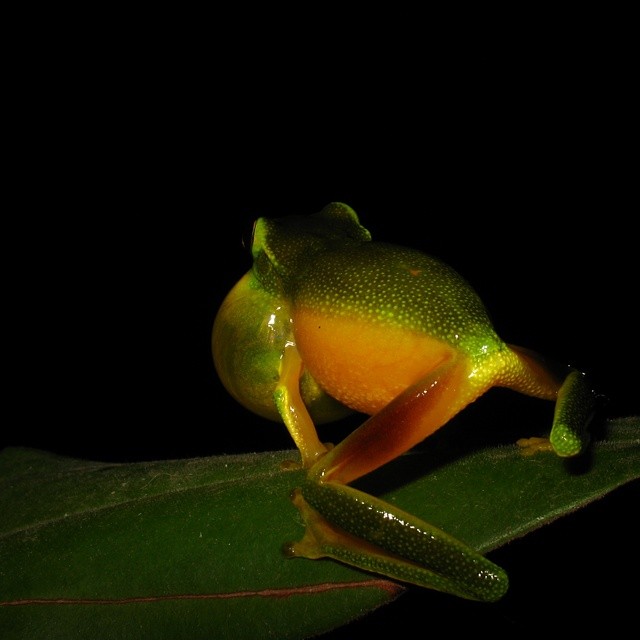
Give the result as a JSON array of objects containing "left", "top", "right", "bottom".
[{"left": 1, "top": 416, "right": 639, "bottom": 639}]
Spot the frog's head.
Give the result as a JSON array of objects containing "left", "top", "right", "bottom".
[{"left": 251, "top": 202, "right": 371, "bottom": 291}]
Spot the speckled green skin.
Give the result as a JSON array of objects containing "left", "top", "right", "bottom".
[
  {"left": 254, "top": 204, "right": 496, "bottom": 348},
  {"left": 300, "top": 478, "right": 508, "bottom": 602},
  {"left": 251, "top": 202, "right": 372, "bottom": 296},
  {"left": 291, "top": 242, "right": 503, "bottom": 357}
]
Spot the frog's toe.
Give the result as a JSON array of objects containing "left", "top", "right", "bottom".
[
  {"left": 516, "top": 437, "right": 554, "bottom": 456},
  {"left": 280, "top": 458, "right": 303, "bottom": 471}
]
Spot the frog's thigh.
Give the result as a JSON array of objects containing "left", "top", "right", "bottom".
[
  {"left": 293, "top": 312, "right": 455, "bottom": 416},
  {"left": 316, "top": 357, "right": 486, "bottom": 485}
]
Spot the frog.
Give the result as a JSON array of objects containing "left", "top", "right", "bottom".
[{"left": 212, "top": 202, "right": 596, "bottom": 602}]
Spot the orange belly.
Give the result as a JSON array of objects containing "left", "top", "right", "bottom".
[{"left": 293, "top": 310, "right": 455, "bottom": 415}]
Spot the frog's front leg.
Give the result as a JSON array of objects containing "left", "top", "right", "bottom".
[
  {"left": 515, "top": 370, "right": 596, "bottom": 456},
  {"left": 285, "top": 357, "right": 509, "bottom": 602},
  {"left": 508, "top": 345, "right": 596, "bottom": 457},
  {"left": 273, "top": 342, "right": 329, "bottom": 468}
]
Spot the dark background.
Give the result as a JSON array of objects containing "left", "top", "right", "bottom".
[{"left": 5, "top": 39, "right": 638, "bottom": 636}]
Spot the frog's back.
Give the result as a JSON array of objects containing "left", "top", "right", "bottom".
[
  {"left": 290, "top": 242, "right": 504, "bottom": 414},
  {"left": 292, "top": 242, "right": 498, "bottom": 349}
]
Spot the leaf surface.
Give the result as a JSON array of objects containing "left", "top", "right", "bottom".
[{"left": 1, "top": 416, "right": 638, "bottom": 639}]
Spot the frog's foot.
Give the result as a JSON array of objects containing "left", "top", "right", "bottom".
[
  {"left": 282, "top": 488, "right": 327, "bottom": 558},
  {"left": 280, "top": 459, "right": 303, "bottom": 471},
  {"left": 516, "top": 437, "right": 554, "bottom": 456}
]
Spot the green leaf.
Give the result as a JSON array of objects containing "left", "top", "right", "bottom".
[{"left": 1, "top": 416, "right": 638, "bottom": 639}]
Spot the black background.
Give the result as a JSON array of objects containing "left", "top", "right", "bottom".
[{"left": 5, "top": 38, "right": 638, "bottom": 637}]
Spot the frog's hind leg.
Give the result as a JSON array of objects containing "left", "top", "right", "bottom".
[
  {"left": 312, "top": 356, "right": 487, "bottom": 486},
  {"left": 286, "top": 357, "right": 507, "bottom": 600},
  {"left": 284, "top": 476, "right": 508, "bottom": 602}
]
